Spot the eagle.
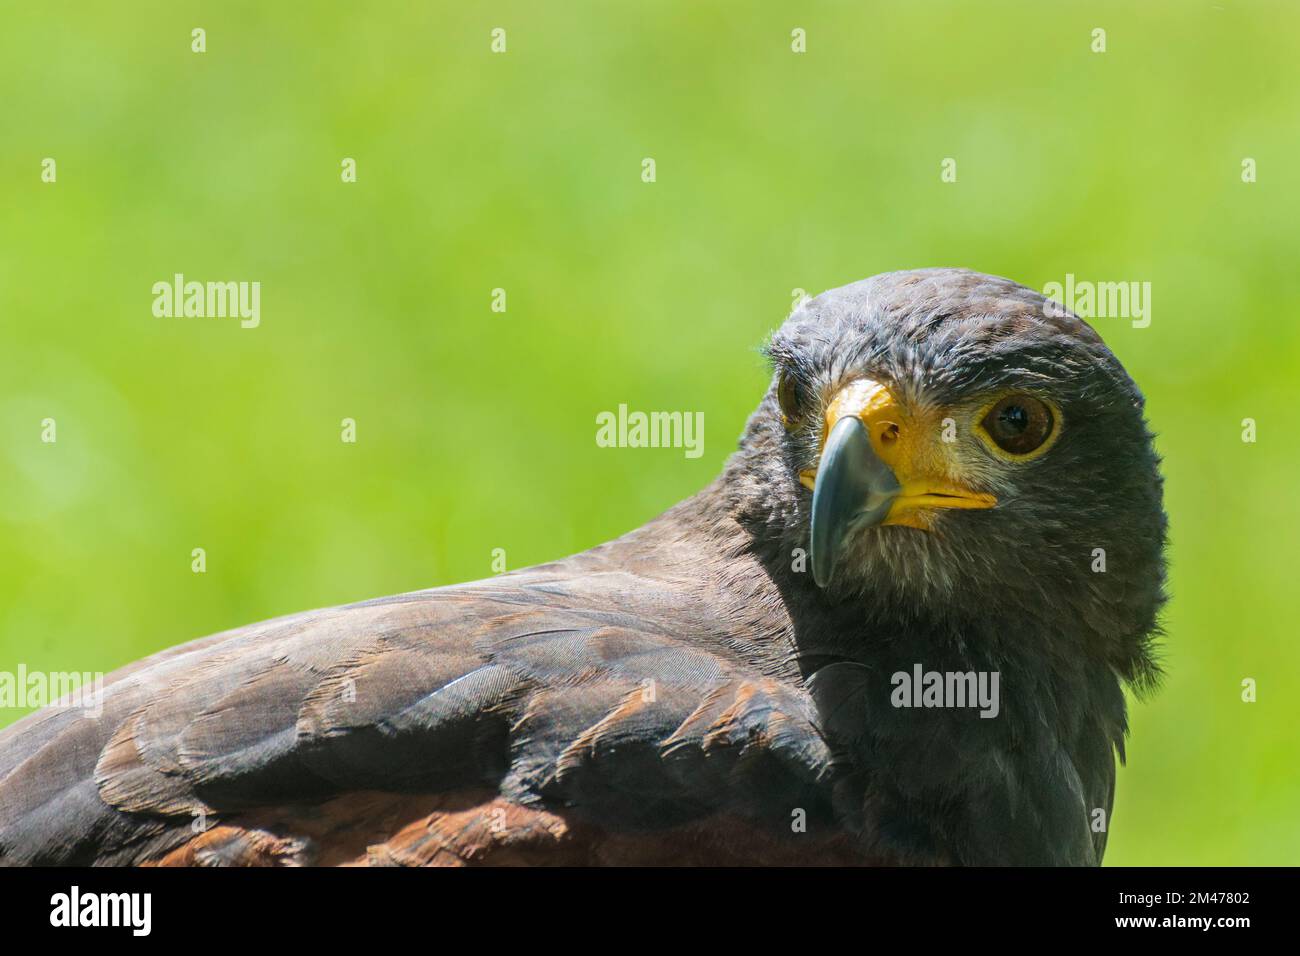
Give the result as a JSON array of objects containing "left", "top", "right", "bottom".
[{"left": 0, "top": 268, "right": 1166, "bottom": 866}]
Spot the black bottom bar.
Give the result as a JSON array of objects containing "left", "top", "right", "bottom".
[{"left": 2, "top": 865, "right": 1282, "bottom": 940}]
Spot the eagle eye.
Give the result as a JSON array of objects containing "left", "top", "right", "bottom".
[
  {"left": 777, "top": 371, "right": 803, "bottom": 428},
  {"left": 979, "top": 394, "right": 1055, "bottom": 457}
]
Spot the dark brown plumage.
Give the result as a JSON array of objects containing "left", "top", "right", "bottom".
[{"left": 0, "top": 268, "right": 1166, "bottom": 866}]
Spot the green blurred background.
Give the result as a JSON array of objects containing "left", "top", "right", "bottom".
[{"left": 2, "top": 2, "right": 1297, "bottom": 865}]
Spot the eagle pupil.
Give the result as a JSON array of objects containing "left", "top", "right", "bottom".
[{"left": 997, "top": 404, "right": 1029, "bottom": 435}]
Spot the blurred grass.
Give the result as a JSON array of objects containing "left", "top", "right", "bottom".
[{"left": 1, "top": 1, "right": 1297, "bottom": 865}]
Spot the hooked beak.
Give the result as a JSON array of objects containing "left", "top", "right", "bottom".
[
  {"left": 810, "top": 416, "right": 899, "bottom": 588},
  {"left": 802, "top": 379, "right": 997, "bottom": 588}
]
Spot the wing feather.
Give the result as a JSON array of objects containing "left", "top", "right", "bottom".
[{"left": 0, "top": 568, "right": 841, "bottom": 865}]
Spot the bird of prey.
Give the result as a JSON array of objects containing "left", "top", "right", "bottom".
[{"left": 0, "top": 268, "right": 1166, "bottom": 866}]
